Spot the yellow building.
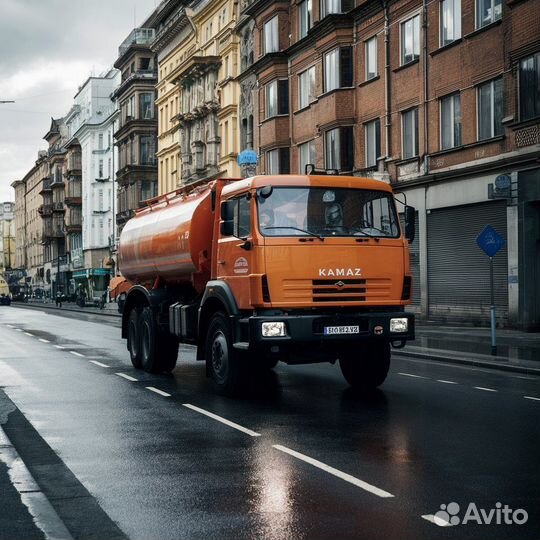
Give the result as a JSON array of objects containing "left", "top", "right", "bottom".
[{"left": 150, "top": 0, "right": 240, "bottom": 194}]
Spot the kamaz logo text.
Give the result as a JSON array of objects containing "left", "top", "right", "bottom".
[{"left": 319, "top": 268, "right": 362, "bottom": 277}]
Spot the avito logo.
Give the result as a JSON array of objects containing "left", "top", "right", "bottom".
[{"left": 429, "top": 502, "right": 528, "bottom": 527}]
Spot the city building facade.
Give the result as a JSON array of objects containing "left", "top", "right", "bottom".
[{"left": 0, "top": 202, "right": 15, "bottom": 273}]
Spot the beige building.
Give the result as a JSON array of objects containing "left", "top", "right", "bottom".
[{"left": 0, "top": 202, "right": 15, "bottom": 272}]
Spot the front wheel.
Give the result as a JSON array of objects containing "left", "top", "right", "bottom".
[
  {"left": 206, "top": 312, "right": 247, "bottom": 395},
  {"left": 339, "top": 342, "right": 391, "bottom": 389}
]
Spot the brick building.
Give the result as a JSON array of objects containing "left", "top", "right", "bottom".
[{"left": 238, "top": 0, "right": 540, "bottom": 329}]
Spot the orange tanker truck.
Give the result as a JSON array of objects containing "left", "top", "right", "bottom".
[{"left": 117, "top": 173, "right": 416, "bottom": 394}]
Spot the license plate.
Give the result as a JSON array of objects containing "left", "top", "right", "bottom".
[{"left": 324, "top": 325, "right": 360, "bottom": 335}]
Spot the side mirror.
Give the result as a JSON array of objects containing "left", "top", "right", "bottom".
[{"left": 404, "top": 206, "right": 416, "bottom": 243}]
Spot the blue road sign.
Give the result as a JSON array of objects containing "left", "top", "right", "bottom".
[
  {"left": 237, "top": 149, "right": 258, "bottom": 166},
  {"left": 476, "top": 225, "right": 506, "bottom": 258}
]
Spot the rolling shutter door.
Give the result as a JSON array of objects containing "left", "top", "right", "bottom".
[
  {"left": 427, "top": 201, "right": 508, "bottom": 318},
  {"left": 400, "top": 211, "right": 420, "bottom": 306}
]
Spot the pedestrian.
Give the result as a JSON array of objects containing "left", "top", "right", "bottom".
[{"left": 55, "top": 289, "right": 63, "bottom": 308}]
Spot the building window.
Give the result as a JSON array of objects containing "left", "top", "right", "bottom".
[
  {"left": 267, "top": 148, "right": 291, "bottom": 174},
  {"left": 265, "top": 80, "right": 289, "bottom": 118},
  {"left": 440, "top": 0, "right": 461, "bottom": 46},
  {"left": 299, "top": 0, "right": 312, "bottom": 39},
  {"left": 325, "top": 126, "right": 353, "bottom": 171},
  {"left": 264, "top": 16, "right": 279, "bottom": 54},
  {"left": 440, "top": 93, "right": 462, "bottom": 149},
  {"left": 98, "top": 133, "right": 103, "bottom": 150},
  {"left": 519, "top": 52, "right": 540, "bottom": 121},
  {"left": 476, "top": 0, "right": 501, "bottom": 29},
  {"left": 365, "top": 36, "right": 378, "bottom": 80},
  {"left": 477, "top": 78, "right": 503, "bottom": 140},
  {"left": 401, "top": 15, "right": 420, "bottom": 65},
  {"left": 323, "top": 46, "right": 353, "bottom": 92},
  {"left": 98, "top": 160, "right": 103, "bottom": 178},
  {"left": 321, "top": 0, "right": 353, "bottom": 18},
  {"left": 140, "top": 135, "right": 157, "bottom": 165},
  {"left": 299, "top": 140, "right": 316, "bottom": 173},
  {"left": 402, "top": 108, "right": 418, "bottom": 159},
  {"left": 139, "top": 93, "right": 154, "bottom": 120},
  {"left": 365, "top": 118, "right": 381, "bottom": 168},
  {"left": 141, "top": 180, "right": 158, "bottom": 201},
  {"left": 298, "top": 66, "right": 316, "bottom": 109}
]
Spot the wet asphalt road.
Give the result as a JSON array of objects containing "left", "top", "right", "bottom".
[{"left": 0, "top": 306, "right": 539, "bottom": 540}]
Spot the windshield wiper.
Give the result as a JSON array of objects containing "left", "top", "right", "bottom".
[{"left": 263, "top": 226, "right": 325, "bottom": 241}]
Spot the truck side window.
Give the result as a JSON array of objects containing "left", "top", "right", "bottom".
[{"left": 235, "top": 195, "right": 251, "bottom": 238}]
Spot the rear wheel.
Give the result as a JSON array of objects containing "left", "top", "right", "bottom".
[
  {"left": 127, "top": 308, "right": 142, "bottom": 368},
  {"left": 339, "top": 342, "right": 391, "bottom": 389},
  {"left": 206, "top": 312, "right": 246, "bottom": 395},
  {"left": 139, "top": 306, "right": 179, "bottom": 374}
]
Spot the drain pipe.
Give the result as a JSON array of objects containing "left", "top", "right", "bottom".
[
  {"left": 422, "top": 0, "right": 429, "bottom": 175},
  {"left": 382, "top": 0, "right": 391, "bottom": 162}
]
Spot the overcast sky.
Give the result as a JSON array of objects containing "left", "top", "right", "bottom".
[{"left": 0, "top": 0, "right": 159, "bottom": 202}]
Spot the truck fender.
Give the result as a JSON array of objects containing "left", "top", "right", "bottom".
[{"left": 197, "top": 281, "right": 240, "bottom": 360}]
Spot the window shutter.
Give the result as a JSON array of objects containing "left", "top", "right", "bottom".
[
  {"left": 278, "top": 79, "right": 289, "bottom": 114},
  {"left": 340, "top": 47, "right": 353, "bottom": 87},
  {"left": 279, "top": 147, "right": 290, "bottom": 174},
  {"left": 340, "top": 126, "right": 354, "bottom": 172}
]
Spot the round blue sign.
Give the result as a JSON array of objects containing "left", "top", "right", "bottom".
[{"left": 237, "top": 149, "right": 258, "bottom": 166}]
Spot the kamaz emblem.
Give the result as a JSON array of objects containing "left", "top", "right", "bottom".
[{"left": 319, "top": 268, "right": 361, "bottom": 277}]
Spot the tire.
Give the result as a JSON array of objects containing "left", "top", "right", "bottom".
[
  {"left": 128, "top": 308, "right": 142, "bottom": 369},
  {"left": 139, "top": 306, "right": 178, "bottom": 374},
  {"left": 206, "top": 312, "right": 246, "bottom": 395},
  {"left": 339, "top": 341, "right": 391, "bottom": 389}
]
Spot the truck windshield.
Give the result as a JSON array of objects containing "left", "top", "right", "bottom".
[{"left": 257, "top": 187, "right": 400, "bottom": 238}]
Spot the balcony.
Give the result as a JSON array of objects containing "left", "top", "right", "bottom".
[
  {"left": 38, "top": 204, "right": 53, "bottom": 216},
  {"left": 67, "top": 155, "right": 82, "bottom": 172},
  {"left": 39, "top": 177, "right": 52, "bottom": 194},
  {"left": 65, "top": 222, "right": 82, "bottom": 233},
  {"left": 118, "top": 28, "right": 155, "bottom": 58},
  {"left": 64, "top": 195, "right": 82, "bottom": 206},
  {"left": 51, "top": 176, "right": 65, "bottom": 188},
  {"left": 52, "top": 202, "right": 65, "bottom": 212}
]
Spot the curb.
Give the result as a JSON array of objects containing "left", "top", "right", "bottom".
[
  {"left": 393, "top": 349, "right": 540, "bottom": 376},
  {"left": 12, "top": 302, "right": 121, "bottom": 318}
]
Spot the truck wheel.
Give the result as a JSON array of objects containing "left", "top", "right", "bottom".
[
  {"left": 339, "top": 342, "right": 391, "bottom": 389},
  {"left": 206, "top": 312, "right": 246, "bottom": 395},
  {"left": 127, "top": 308, "right": 142, "bottom": 369},
  {"left": 139, "top": 307, "right": 178, "bottom": 374}
]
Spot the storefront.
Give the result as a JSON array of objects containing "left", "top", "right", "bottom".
[{"left": 72, "top": 268, "right": 111, "bottom": 304}]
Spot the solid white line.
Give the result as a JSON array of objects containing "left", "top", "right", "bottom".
[
  {"left": 398, "top": 372, "right": 429, "bottom": 379},
  {"left": 89, "top": 360, "right": 109, "bottom": 368},
  {"left": 422, "top": 514, "right": 451, "bottom": 527},
  {"left": 524, "top": 396, "right": 540, "bottom": 401},
  {"left": 146, "top": 386, "right": 171, "bottom": 397},
  {"left": 69, "top": 351, "right": 85, "bottom": 357},
  {"left": 54, "top": 345, "right": 64, "bottom": 349},
  {"left": 38, "top": 338, "right": 50, "bottom": 343},
  {"left": 116, "top": 372, "right": 138, "bottom": 382},
  {"left": 273, "top": 444, "right": 394, "bottom": 498},
  {"left": 24, "top": 332, "right": 34, "bottom": 337},
  {"left": 474, "top": 386, "right": 497, "bottom": 392},
  {"left": 183, "top": 403, "right": 261, "bottom": 437},
  {"left": 436, "top": 379, "right": 458, "bottom": 385}
]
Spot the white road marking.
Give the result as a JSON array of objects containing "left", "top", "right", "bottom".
[
  {"left": 6, "top": 324, "right": 14, "bottom": 328},
  {"left": 436, "top": 379, "right": 458, "bottom": 384},
  {"left": 24, "top": 332, "right": 34, "bottom": 337},
  {"left": 398, "top": 372, "right": 429, "bottom": 379},
  {"left": 116, "top": 372, "right": 138, "bottom": 382},
  {"left": 89, "top": 360, "right": 110, "bottom": 368},
  {"left": 15, "top": 328, "right": 22, "bottom": 332},
  {"left": 146, "top": 387, "right": 171, "bottom": 397},
  {"left": 69, "top": 351, "right": 85, "bottom": 357},
  {"left": 524, "top": 396, "right": 540, "bottom": 401},
  {"left": 273, "top": 444, "right": 394, "bottom": 498},
  {"left": 54, "top": 345, "right": 64, "bottom": 349},
  {"left": 474, "top": 386, "right": 497, "bottom": 392},
  {"left": 422, "top": 514, "right": 451, "bottom": 527},
  {"left": 183, "top": 403, "right": 261, "bottom": 437},
  {"left": 38, "top": 338, "right": 50, "bottom": 343}
]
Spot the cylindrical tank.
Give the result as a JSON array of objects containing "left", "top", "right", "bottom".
[{"left": 118, "top": 183, "right": 214, "bottom": 292}]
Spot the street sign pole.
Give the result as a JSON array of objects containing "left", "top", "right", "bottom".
[{"left": 489, "top": 256, "right": 496, "bottom": 356}]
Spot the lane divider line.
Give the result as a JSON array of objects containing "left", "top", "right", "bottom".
[
  {"left": 146, "top": 387, "right": 171, "bottom": 397},
  {"left": 273, "top": 444, "right": 394, "bottom": 498},
  {"left": 524, "top": 396, "right": 540, "bottom": 401},
  {"left": 38, "top": 338, "right": 50, "bottom": 343},
  {"left": 54, "top": 345, "right": 64, "bottom": 349},
  {"left": 116, "top": 373, "right": 138, "bottom": 382},
  {"left": 421, "top": 514, "right": 451, "bottom": 527},
  {"left": 89, "top": 360, "right": 110, "bottom": 368},
  {"left": 24, "top": 332, "right": 34, "bottom": 337},
  {"left": 436, "top": 379, "right": 458, "bottom": 385},
  {"left": 69, "top": 351, "right": 85, "bottom": 357},
  {"left": 473, "top": 386, "right": 497, "bottom": 392},
  {"left": 183, "top": 403, "right": 261, "bottom": 437},
  {"left": 15, "top": 328, "right": 22, "bottom": 332},
  {"left": 6, "top": 324, "right": 14, "bottom": 328},
  {"left": 398, "top": 372, "right": 429, "bottom": 379}
]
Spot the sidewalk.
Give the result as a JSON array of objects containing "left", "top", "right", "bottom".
[{"left": 12, "top": 301, "right": 540, "bottom": 375}]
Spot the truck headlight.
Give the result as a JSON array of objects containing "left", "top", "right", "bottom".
[
  {"left": 390, "top": 318, "right": 408, "bottom": 333},
  {"left": 261, "top": 321, "right": 286, "bottom": 337}
]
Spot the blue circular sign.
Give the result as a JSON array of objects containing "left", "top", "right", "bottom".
[
  {"left": 495, "top": 174, "right": 511, "bottom": 190},
  {"left": 237, "top": 149, "right": 258, "bottom": 166}
]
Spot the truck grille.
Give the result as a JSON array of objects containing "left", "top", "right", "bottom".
[{"left": 282, "top": 278, "right": 392, "bottom": 303}]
